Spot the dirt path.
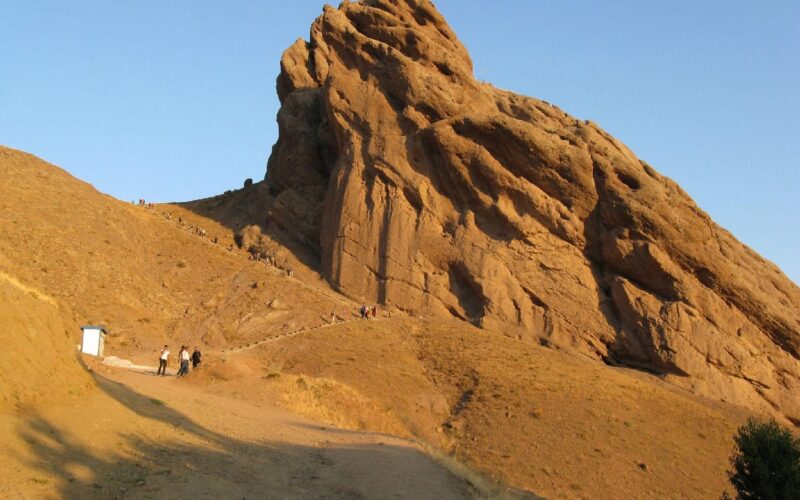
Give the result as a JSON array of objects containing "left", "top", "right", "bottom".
[
  {"left": 93, "top": 368, "right": 477, "bottom": 499},
  {"left": 220, "top": 318, "right": 359, "bottom": 355}
]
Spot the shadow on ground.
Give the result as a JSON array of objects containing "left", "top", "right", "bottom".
[{"left": 14, "top": 371, "right": 538, "bottom": 499}]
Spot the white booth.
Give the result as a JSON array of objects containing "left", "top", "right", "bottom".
[{"left": 80, "top": 325, "right": 107, "bottom": 357}]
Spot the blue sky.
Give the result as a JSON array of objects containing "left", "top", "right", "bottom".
[{"left": 1, "top": 1, "right": 798, "bottom": 283}]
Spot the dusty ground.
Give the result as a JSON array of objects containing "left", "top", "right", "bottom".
[
  {"left": 1, "top": 362, "right": 516, "bottom": 500},
  {"left": 195, "top": 318, "right": 749, "bottom": 499}
]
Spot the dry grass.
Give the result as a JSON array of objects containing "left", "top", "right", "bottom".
[
  {"left": 0, "top": 146, "right": 753, "bottom": 498},
  {"left": 196, "top": 317, "right": 749, "bottom": 498},
  {"left": 0, "top": 274, "right": 93, "bottom": 411}
]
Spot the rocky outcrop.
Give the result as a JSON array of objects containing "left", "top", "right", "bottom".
[{"left": 262, "top": 0, "right": 800, "bottom": 424}]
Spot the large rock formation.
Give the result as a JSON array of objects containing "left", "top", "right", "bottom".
[{"left": 263, "top": 0, "right": 800, "bottom": 423}]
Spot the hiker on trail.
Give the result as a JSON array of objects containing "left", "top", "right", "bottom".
[
  {"left": 191, "top": 347, "right": 202, "bottom": 369},
  {"left": 330, "top": 310, "right": 336, "bottom": 324},
  {"left": 178, "top": 346, "right": 190, "bottom": 376},
  {"left": 372, "top": 306, "right": 377, "bottom": 318},
  {"left": 360, "top": 304, "right": 367, "bottom": 319},
  {"left": 157, "top": 345, "right": 169, "bottom": 376},
  {"left": 183, "top": 346, "right": 191, "bottom": 375},
  {"left": 176, "top": 346, "right": 184, "bottom": 376}
]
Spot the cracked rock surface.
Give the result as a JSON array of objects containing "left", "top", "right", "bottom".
[{"left": 262, "top": 0, "right": 799, "bottom": 424}]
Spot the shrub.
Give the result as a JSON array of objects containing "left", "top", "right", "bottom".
[{"left": 727, "top": 418, "right": 800, "bottom": 499}]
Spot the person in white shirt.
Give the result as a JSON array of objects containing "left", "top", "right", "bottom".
[
  {"left": 157, "top": 345, "right": 169, "bottom": 376},
  {"left": 178, "top": 346, "right": 190, "bottom": 377}
]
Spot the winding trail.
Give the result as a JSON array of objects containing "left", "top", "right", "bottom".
[{"left": 219, "top": 318, "right": 359, "bottom": 355}]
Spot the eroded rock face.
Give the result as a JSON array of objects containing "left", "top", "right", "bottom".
[{"left": 264, "top": 0, "right": 800, "bottom": 424}]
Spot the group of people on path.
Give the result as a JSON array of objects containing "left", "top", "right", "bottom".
[
  {"left": 359, "top": 304, "right": 378, "bottom": 319},
  {"left": 157, "top": 345, "right": 202, "bottom": 377},
  {"left": 329, "top": 304, "right": 380, "bottom": 324}
]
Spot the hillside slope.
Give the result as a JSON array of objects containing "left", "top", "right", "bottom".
[
  {"left": 0, "top": 270, "right": 92, "bottom": 412},
  {"left": 196, "top": 317, "right": 752, "bottom": 499},
  {"left": 204, "top": 0, "right": 800, "bottom": 425},
  {"left": 1, "top": 145, "right": 761, "bottom": 498},
  {"left": 0, "top": 146, "right": 497, "bottom": 498},
  {"left": 0, "top": 146, "right": 350, "bottom": 366}
]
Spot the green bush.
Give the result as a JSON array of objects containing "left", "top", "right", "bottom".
[{"left": 727, "top": 418, "right": 800, "bottom": 499}]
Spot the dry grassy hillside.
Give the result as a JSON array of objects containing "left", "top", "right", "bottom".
[
  {"left": 0, "top": 146, "right": 350, "bottom": 365},
  {"left": 0, "top": 145, "right": 767, "bottom": 498},
  {"left": 196, "top": 318, "right": 750, "bottom": 499},
  {"left": 1, "top": 147, "right": 492, "bottom": 499},
  {"left": 0, "top": 271, "right": 92, "bottom": 412}
]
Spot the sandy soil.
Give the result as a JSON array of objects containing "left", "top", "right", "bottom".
[
  {"left": 1, "top": 362, "right": 510, "bottom": 499},
  {"left": 198, "top": 318, "right": 749, "bottom": 499}
]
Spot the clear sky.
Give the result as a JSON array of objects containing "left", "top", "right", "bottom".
[{"left": 1, "top": 1, "right": 798, "bottom": 283}]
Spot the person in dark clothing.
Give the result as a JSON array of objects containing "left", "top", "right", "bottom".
[{"left": 191, "top": 347, "right": 202, "bottom": 369}]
